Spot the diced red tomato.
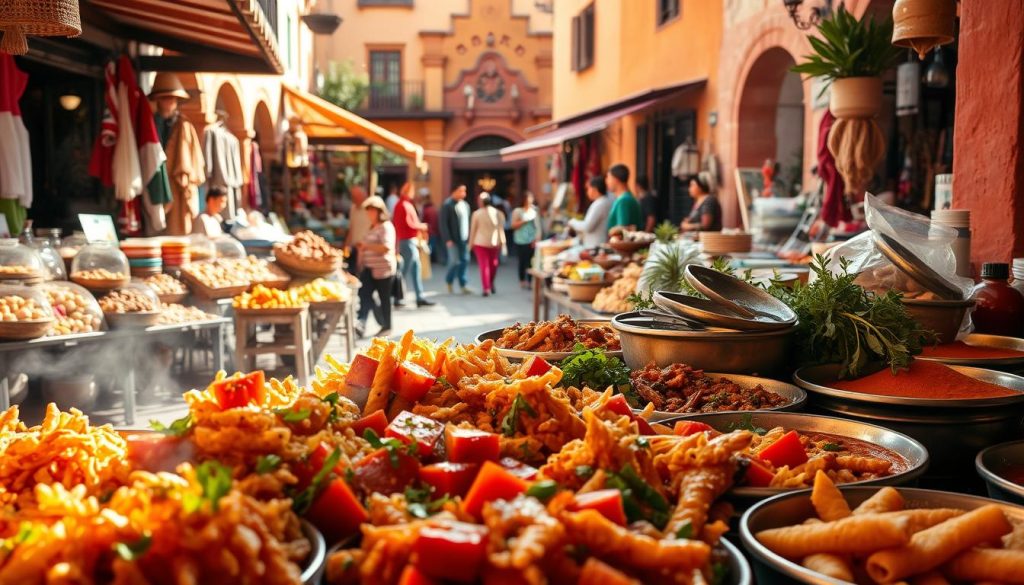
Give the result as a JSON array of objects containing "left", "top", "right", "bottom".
[
  {"left": 413, "top": 521, "right": 488, "bottom": 582},
  {"left": 482, "top": 568, "right": 532, "bottom": 585},
  {"left": 578, "top": 558, "right": 636, "bottom": 585},
  {"left": 125, "top": 434, "right": 194, "bottom": 473},
  {"left": 345, "top": 354, "right": 379, "bottom": 390},
  {"left": 757, "top": 430, "right": 808, "bottom": 469},
  {"left": 445, "top": 427, "right": 500, "bottom": 464},
  {"left": 351, "top": 447, "right": 421, "bottom": 495},
  {"left": 523, "top": 356, "right": 552, "bottom": 377},
  {"left": 293, "top": 442, "right": 344, "bottom": 489},
  {"left": 462, "top": 461, "right": 529, "bottom": 518},
  {"left": 498, "top": 457, "right": 538, "bottom": 481},
  {"left": 603, "top": 394, "right": 655, "bottom": 435},
  {"left": 570, "top": 489, "right": 627, "bottom": 526},
  {"left": 306, "top": 478, "right": 367, "bottom": 543},
  {"left": 211, "top": 371, "right": 265, "bottom": 409},
  {"left": 398, "top": 566, "right": 440, "bottom": 585},
  {"left": 351, "top": 410, "right": 388, "bottom": 437},
  {"left": 743, "top": 457, "right": 776, "bottom": 488},
  {"left": 634, "top": 416, "right": 655, "bottom": 436},
  {"left": 393, "top": 361, "right": 437, "bottom": 402},
  {"left": 419, "top": 462, "right": 479, "bottom": 497},
  {"left": 673, "top": 421, "right": 715, "bottom": 437},
  {"left": 386, "top": 411, "right": 445, "bottom": 457}
]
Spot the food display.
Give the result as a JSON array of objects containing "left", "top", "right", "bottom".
[
  {"left": 157, "top": 302, "right": 216, "bottom": 325},
  {"left": 98, "top": 286, "right": 159, "bottom": 314},
  {"left": 121, "top": 239, "right": 163, "bottom": 278},
  {"left": 495, "top": 315, "right": 621, "bottom": 352},
  {"left": 144, "top": 272, "right": 189, "bottom": 299},
  {"left": 830, "top": 360, "right": 1017, "bottom": 400},
  {"left": 180, "top": 258, "right": 249, "bottom": 296},
  {"left": 630, "top": 362, "right": 789, "bottom": 413},
  {"left": 43, "top": 281, "right": 103, "bottom": 335},
  {"left": 233, "top": 284, "right": 307, "bottom": 311},
  {"left": 592, "top": 262, "right": 641, "bottom": 314},
  {"left": 0, "top": 238, "right": 45, "bottom": 281},
  {"left": 0, "top": 293, "right": 49, "bottom": 321},
  {"left": 274, "top": 230, "right": 344, "bottom": 276},
  {"left": 70, "top": 242, "right": 131, "bottom": 290},
  {"left": 292, "top": 278, "right": 350, "bottom": 303},
  {"left": 188, "top": 234, "right": 216, "bottom": 261}
]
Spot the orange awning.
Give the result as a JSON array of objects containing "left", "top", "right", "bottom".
[{"left": 282, "top": 84, "right": 427, "bottom": 173}]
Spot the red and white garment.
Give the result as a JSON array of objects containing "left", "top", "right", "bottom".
[{"left": 0, "top": 54, "right": 32, "bottom": 208}]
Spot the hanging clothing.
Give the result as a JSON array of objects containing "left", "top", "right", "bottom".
[
  {"left": 0, "top": 53, "right": 31, "bottom": 234},
  {"left": 203, "top": 122, "right": 243, "bottom": 217},
  {"left": 163, "top": 112, "right": 206, "bottom": 235},
  {"left": 248, "top": 143, "right": 263, "bottom": 209},
  {"left": 819, "top": 110, "right": 851, "bottom": 227}
]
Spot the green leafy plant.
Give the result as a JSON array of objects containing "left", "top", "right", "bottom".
[
  {"left": 654, "top": 220, "right": 680, "bottom": 244},
  {"left": 791, "top": 6, "right": 901, "bottom": 85},
  {"left": 558, "top": 344, "right": 633, "bottom": 402},
  {"left": 319, "top": 60, "right": 369, "bottom": 110}
]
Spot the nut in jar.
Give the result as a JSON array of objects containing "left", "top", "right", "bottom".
[
  {"left": 99, "top": 287, "right": 159, "bottom": 314},
  {"left": 0, "top": 295, "right": 49, "bottom": 321},
  {"left": 45, "top": 285, "right": 103, "bottom": 335}
]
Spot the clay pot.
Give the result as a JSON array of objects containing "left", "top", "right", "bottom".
[
  {"left": 893, "top": 0, "right": 956, "bottom": 59},
  {"left": 830, "top": 77, "right": 883, "bottom": 119}
]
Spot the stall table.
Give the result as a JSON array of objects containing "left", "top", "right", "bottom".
[
  {"left": 528, "top": 268, "right": 610, "bottom": 321},
  {"left": 309, "top": 300, "right": 355, "bottom": 364}
]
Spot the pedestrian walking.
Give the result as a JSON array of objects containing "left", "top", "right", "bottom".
[
  {"left": 440, "top": 185, "right": 473, "bottom": 294},
  {"left": 468, "top": 192, "right": 507, "bottom": 297},
  {"left": 511, "top": 191, "right": 542, "bottom": 290},
  {"left": 355, "top": 196, "right": 396, "bottom": 338},
  {"left": 391, "top": 182, "right": 435, "bottom": 307},
  {"left": 605, "top": 163, "right": 642, "bottom": 231},
  {"left": 343, "top": 185, "right": 370, "bottom": 275},
  {"left": 568, "top": 176, "right": 613, "bottom": 247}
]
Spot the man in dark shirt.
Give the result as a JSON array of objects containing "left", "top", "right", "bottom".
[
  {"left": 439, "top": 185, "right": 473, "bottom": 294},
  {"left": 636, "top": 175, "right": 658, "bottom": 232}
]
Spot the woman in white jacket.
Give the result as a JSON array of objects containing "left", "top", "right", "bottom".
[{"left": 568, "top": 176, "right": 612, "bottom": 248}]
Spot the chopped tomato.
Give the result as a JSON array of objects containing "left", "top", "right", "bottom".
[
  {"left": 307, "top": 478, "right": 367, "bottom": 543},
  {"left": 445, "top": 427, "right": 500, "bottom": 464},
  {"left": 603, "top": 394, "right": 655, "bottom": 435},
  {"left": 757, "top": 430, "right": 808, "bottom": 469},
  {"left": 351, "top": 410, "right": 388, "bottom": 437},
  {"left": 125, "top": 434, "right": 194, "bottom": 473},
  {"left": 482, "top": 568, "right": 532, "bottom": 585},
  {"left": 673, "top": 421, "right": 715, "bottom": 437},
  {"left": 419, "top": 462, "right": 479, "bottom": 497},
  {"left": 393, "top": 361, "right": 437, "bottom": 402},
  {"left": 523, "top": 356, "right": 552, "bottom": 377},
  {"left": 345, "top": 354, "right": 379, "bottom": 389},
  {"left": 398, "top": 565, "right": 440, "bottom": 585},
  {"left": 386, "top": 411, "right": 445, "bottom": 457},
  {"left": 413, "top": 521, "right": 488, "bottom": 582},
  {"left": 352, "top": 447, "right": 421, "bottom": 495},
  {"left": 211, "top": 371, "right": 265, "bottom": 409},
  {"left": 498, "top": 457, "right": 538, "bottom": 481},
  {"left": 634, "top": 416, "right": 655, "bottom": 436},
  {"left": 743, "top": 457, "right": 776, "bottom": 487},
  {"left": 570, "top": 489, "right": 627, "bottom": 526},
  {"left": 293, "top": 442, "right": 345, "bottom": 489},
  {"left": 462, "top": 461, "right": 529, "bottom": 518},
  {"left": 578, "top": 558, "right": 636, "bottom": 585}
]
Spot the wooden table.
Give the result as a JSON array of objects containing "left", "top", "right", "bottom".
[
  {"left": 528, "top": 268, "right": 610, "bottom": 321},
  {"left": 309, "top": 299, "right": 355, "bottom": 364}
]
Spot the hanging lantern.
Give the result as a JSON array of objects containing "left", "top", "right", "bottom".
[
  {"left": 892, "top": 0, "right": 956, "bottom": 60},
  {"left": 0, "top": 0, "right": 81, "bottom": 56}
]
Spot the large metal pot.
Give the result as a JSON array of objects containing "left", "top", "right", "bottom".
[
  {"left": 611, "top": 312, "right": 794, "bottom": 376},
  {"left": 41, "top": 374, "right": 98, "bottom": 410},
  {"left": 976, "top": 439, "right": 1024, "bottom": 505},
  {"left": 740, "top": 486, "right": 1024, "bottom": 585}
]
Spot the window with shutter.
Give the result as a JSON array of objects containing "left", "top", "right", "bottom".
[
  {"left": 571, "top": 15, "right": 580, "bottom": 71},
  {"left": 657, "top": 0, "right": 680, "bottom": 26},
  {"left": 571, "top": 3, "right": 595, "bottom": 72}
]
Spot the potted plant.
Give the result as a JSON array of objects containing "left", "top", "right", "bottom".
[{"left": 792, "top": 6, "right": 901, "bottom": 119}]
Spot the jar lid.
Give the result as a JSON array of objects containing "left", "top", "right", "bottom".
[{"left": 982, "top": 263, "right": 1010, "bottom": 279}]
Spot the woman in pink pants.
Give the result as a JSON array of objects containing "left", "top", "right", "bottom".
[{"left": 468, "top": 193, "right": 507, "bottom": 297}]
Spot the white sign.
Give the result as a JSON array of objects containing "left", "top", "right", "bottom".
[{"left": 78, "top": 214, "right": 118, "bottom": 243}]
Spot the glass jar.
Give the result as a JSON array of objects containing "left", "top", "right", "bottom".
[
  {"left": 26, "top": 229, "right": 67, "bottom": 281},
  {"left": 0, "top": 283, "right": 54, "bottom": 322},
  {"left": 70, "top": 242, "right": 131, "bottom": 289},
  {"left": 188, "top": 234, "right": 216, "bottom": 262},
  {"left": 213, "top": 236, "right": 246, "bottom": 259},
  {"left": 971, "top": 262, "right": 1024, "bottom": 337},
  {"left": 97, "top": 282, "right": 160, "bottom": 314},
  {"left": 59, "top": 232, "right": 88, "bottom": 271},
  {"left": 0, "top": 239, "right": 46, "bottom": 283},
  {"left": 41, "top": 281, "right": 104, "bottom": 336}
]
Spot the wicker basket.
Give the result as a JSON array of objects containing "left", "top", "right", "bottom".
[
  {"left": 0, "top": 319, "right": 54, "bottom": 340},
  {"left": 274, "top": 248, "right": 341, "bottom": 278},
  {"left": 0, "top": 0, "right": 82, "bottom": 55},
  {"left": 179, "top": 271, "right": 249, "bottom": 300}
]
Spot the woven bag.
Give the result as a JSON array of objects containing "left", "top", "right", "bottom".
[{"left": 0, "top": 0, "right": 81, "bottom": 55}]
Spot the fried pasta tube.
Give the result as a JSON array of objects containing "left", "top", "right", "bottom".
[
  {"left": 561, "top": 509, "right": 710, "bottom": 570},
  {"left": 944, "top": 548, "right": 1024, "bottom": 584},
  {"left": 853, "top": 486, "right": 904, "bottom": 515},
  {"left": 810, "top": 470, "right": 851, "bottom": 522},
  {"left": 865, "top": 504, "right": 1013, "bottom": 583},
  {"left": 802, "top": 553, "right": 854, "bottom": 582},
  {"left": 910, "top": 571, "right": 951, "bottom": 585},
  {"left": 756, "top": 514, "right": 911, "bottom": 559},
  {"left": 365, "top": 342, "right": 398, "bottom": 413}
]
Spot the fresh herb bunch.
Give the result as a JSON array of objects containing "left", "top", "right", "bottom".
[
  {"left": 788, "top": 255, "right": 933, "bottom": 378},
  {"left": 791, "top": 5, "right": 901, "bottom": 88},
  {"left": 626, "top": 289, "right": 655, "bottom": 310},
  {"left": 558, "top": 343, "right": 635, "bottom": 402},
  {"left": 654, "top": 221, "right": 680, "bottom": 244}
]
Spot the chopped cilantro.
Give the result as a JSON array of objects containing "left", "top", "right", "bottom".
[
  {"left": 184, "top": 460, "right": 233, "bottom": 513},
  {"left": 321, "top": 392, "right": 341, "bottom": 422},
  {"left": 500, "top": 394, "right": 536, "bottom": 437},
  {"left": 606, "top": 464, "right": 670, "bottom": 529},
  {"left": 255, "top": 454, "right": 282, "bottom": 474},
  {"left": 822, "top": 442, "right": 845, "bottom": 452},
  {"left": 272, "top": 407, "right": 312, "bottom": 423},
  {"left": 363, "top": 428, "right": 417, "bottom": 468},
  {"left": 728, "top": 413, "right": 767, "bottom": 435},
  {"left": 558, "top": 344, "right": 635, "bottom": 402},
  {"left": 291, "top": 447, "right": 342, "bottom": 514},
  {"left": 113, "top": 534, "right": 152, "bottom": 561},
  {"left": 634, "top": 436, "right": 650, "bottom": 449},
  {"left": 149, "top": 414, "right": 193, "bottom": 437}
]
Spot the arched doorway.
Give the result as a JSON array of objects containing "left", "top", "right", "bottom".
[
  {"left": 214, "top": 82, "right": 245, "bottom": 138},
  {"left": 737, "top": 47, "right": 805, "bottom": 197},
  {"left": 450, "top": 134, "right": 526, "bottom": 206},
  {"left": 253, "top": 100, "right": 276, "bottom": 161}
]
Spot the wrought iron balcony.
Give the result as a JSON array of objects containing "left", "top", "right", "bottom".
[
  {"left": 361, "top": 80, "right": 428, "bottom": 114},
  {"left": 256, "top": 0, "right": 278, "bottom": 37}
]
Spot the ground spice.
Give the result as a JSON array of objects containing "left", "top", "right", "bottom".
[
  {"left": 919, "top": 341, "right": 1024, "bottom": 360},
  {"left": 832, "top": 360, "right": 1017, "bottom": 399}
]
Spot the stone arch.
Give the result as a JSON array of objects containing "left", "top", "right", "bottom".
[
  {"left": 214, "top": 80, "right": 247, "bottom": 139},
  {"left": 735, "top": 47, "right": 803, "bottom": 179},
  {"left": 252, "top": 100, "right": 276, "bottom": 160},
  {"left": 448, "top": 125, "right": 523, "bottom": 152}
]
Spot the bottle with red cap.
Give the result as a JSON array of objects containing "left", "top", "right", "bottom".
[{"left": 971, "top": 263, "right": 1024, "bottom": 337}]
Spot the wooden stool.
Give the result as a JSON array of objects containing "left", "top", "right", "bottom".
[
  {"left": 309, "top": 300, "right": 354, "bottom": 364},
  {"left": 235, "top": 309, "right": 313, "bottom": 384}
]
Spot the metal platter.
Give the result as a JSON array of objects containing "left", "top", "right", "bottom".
[
  {"left": 684, "top": 265, "right": 798, "bottom": 324},
  {"left": 917, "top": 333, "right": 1024, "bottom": 369},
  {"left": 873, "top": 231, "right": 962, "bottom": 300},
  {"left": 299, "top": 520, "right": 326, "bottom": 585},
  {"left": 740, "top": 487, "right": 1024, "bottom": 585},
  {"left": 641, "top": 373, "right": 807, "bottom": 423},
  {"left": 977, "top": 439, "right": 1024, "bottom": 505},
  {"left": 475, "top": 319, "right": 623, "bottom": 362},
  {"left": 654, "top": 291, "right": 793, "bottom": 332}
]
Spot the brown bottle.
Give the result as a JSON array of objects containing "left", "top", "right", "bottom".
[{"left": 971, "top": 263, "right": 1024, "bottom": 337}]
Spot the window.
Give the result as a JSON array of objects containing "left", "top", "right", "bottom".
[
  {"left": 657, "top": 0, "right": 680, "bottom": 25},
  {"left": 369, "top": 50, "right": 402, "bottom": 109},
  {"left": 571, "top": 3, "right": 595, "bottom": 72}
]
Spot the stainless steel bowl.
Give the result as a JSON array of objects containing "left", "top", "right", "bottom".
[
  {"left": 475, "top": 319, "right": 622, "bottom": 362},
  {"left": 902, "top": 298, "right": 976, "bottom": 344},
  {"left": 659, "top": 411, "right": 928, "bottom": 506},
  {"left": 642, "top": 373, "right": 807, "bottom": 423},
  {"left": 611, "top": 312, "right": 794, "bottom": 376},
  {"left": 654, "top": 291, "right": 792, "bottom": 332},
  {"left": 300, "top": 519, "right": 327, "bottom": 585},
  {"left": 918, "top": 333, "right": 1024, "bottom": 370},
  {"left": 977, "top": 440, "right": 1024, "bottom": 505},
  {"left": 740, "top": 487, "right": 1024, "bottom": 585}
]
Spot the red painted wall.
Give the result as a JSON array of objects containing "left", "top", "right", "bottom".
[{"left": 952, "top": 0, "right": 1024, "bottom": 269}]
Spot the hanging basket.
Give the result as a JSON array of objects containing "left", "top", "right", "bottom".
[{"left": 0, "top": 0, "right": 82, "bottom": 55}]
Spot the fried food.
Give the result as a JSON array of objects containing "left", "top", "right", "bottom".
[
  {"left": 630, "top": 362, "right": 787, "bottom": 413},
  {"left": 496, "top": 315, "right": 621, "bottom": 352}
]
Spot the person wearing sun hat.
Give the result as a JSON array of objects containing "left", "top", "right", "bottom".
[
  {"left": 355, "top": 195, "right": 398, "bottom": 337},
  {"left": 151, "top": 73, "right": 206, "bottom": 235}
]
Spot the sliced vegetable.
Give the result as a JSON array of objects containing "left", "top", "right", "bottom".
[
  {"left": 386, "top": 411, "right": 445, "bottom": 457},
  {"left": 351, "top": 409, "right": 388, "bottom": 437},
  {"left": 603, "top": 394, "right": 655, "bottom": 435},
  {"left": 393, "top": 361, "right": 437, "bottom": 402},
  {"left": 345, "top": 354, "right": 380, "bottom": 389},
  {"left": 210, "top": 371, "right": 265, "bottom": 410},
  {"left": 462, "top": 461, "right": 528, "bottom": 518},
  {"left": 570, "top": 489, "right": 627, "bottom": 526},
  {"left": 445, "top": 427, "right": 500, "bottom": 464},
  {"left": 419, "top": 462, "right": 479, "bottom": 497},
  {"left": 743, "top": 457, "right": 776, "bottom": 488},
  {"left": 578, "top": 557, "right": 637, "bottom": 585},
  {"left": 352, "top": 448, "right": 421, "bottom": 495},
  {"left": 672, "top": 421, "right": 715, "bottom": 437},
  {"left": 398, "top": 564, "right": 440, "bottom": 585},
  {"left": 757, "top": 430, "right": 808, "bottom": 469},
  {"left": 525, "top": 479, "right": 560, "bottom": 502},
  {"left": 413, "top": 521, "right": 488, "bottom": 582},
  {"left": 307, "top": 478, "right": 368, "bottom": 543},
  {"left": 293, "top": 442, "right": 343, "bottom": 489},
  {"left": 523, "top": 355, "right": 552, "bottom": 377},
  {"left": 498, "top": 457, "right": 538, "bottom": 481}
]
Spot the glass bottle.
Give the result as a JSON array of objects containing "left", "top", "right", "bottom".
[{"left": 971, "top": 263, "right": 1024, "bottom": 337}]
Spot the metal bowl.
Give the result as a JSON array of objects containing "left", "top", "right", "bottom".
[
  {"left": 918, "top": 333, "right": 1024, "bottom": 370},
  {"left": 740, "top": 487, "right": 1024, "bottom": 585},
  {"left": 300, "top": 519, "right": 327, "bottom": 585},
  {"left": 977, "top": 440, "right": 1024, "bottom": 505},
  {"left": 902, "top": 297, "right": 975, "bottom": 344},
  {"left": 475, "top": 319, "right": 623, "bottom": 362},
  {"left": 684, "top": 264, "right": 798, "bottom": 324},
  {"left": 659, "top": 411, "right": 928, "bottom": 505},
  {"left": 611, "top": 312, "right": 794, "bottom": 376},
  {"left": 642, "top": 373, "right": 807, "bottom": 423},
  {"left": 654, "top": 291, "right": 792, "bottom": 332}
]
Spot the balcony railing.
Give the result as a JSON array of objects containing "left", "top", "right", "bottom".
[
  {"left": 256, "top": 0, "right": 278, "bottom": 37},
  {"left": 362, "top": 80, "right": 427, "bottom": 113}
]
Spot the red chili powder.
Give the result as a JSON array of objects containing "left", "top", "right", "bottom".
[
  {"left": 832, "top": 360, "right": 1017, "bottom": 399},
  {"left": 919, "top": 341, "right": 1024, "bottom": 360}
]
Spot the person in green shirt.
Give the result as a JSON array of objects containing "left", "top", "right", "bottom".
[{"left": 605, "top": 163, "right": 642, "bottom": 231}]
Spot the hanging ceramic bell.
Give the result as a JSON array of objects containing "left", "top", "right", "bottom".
[
  {"left": 892, "top": 0, "right": 956, "bottom": 60},
  {"left": 0, "top": 0, "right": 81, "bottom": 55}
]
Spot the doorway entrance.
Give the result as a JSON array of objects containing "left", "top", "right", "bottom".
[{"left": 450, "top": 135, "right": 528, "bottom": 208}]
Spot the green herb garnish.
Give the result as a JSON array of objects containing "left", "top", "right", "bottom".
[
  {"left": 606, "top": 464, "right": 670, "bottom": 529},
  {"left": 525, "top": 480, "right": 560, "bottom": 502},
  {"left": 675, "top": 520, "right": 694, "bottom": 539},
  {"left": 574, "top": 465, "right": 595, "bottom": 479},
  {"left": 113, "top": 534, "right": 152, "bottom": 561},
  {"left": 184, "top": 460, "right": 233, "bottom": 513},
  {"left": 500, "top": 394, "right": 536, "bottom": 437},
  {"left": 363, "top": 428, "right": 418, "bottom": 467},
  {"left": 634, "top": 436, "right": 650, "bottom": 449},
  {"left": 729, "top": 413, "right": 768, "bottom": 435},
  {"left": 405, "top": 486, "right": 450, "bottom": 518},
  {"left": 822, "top": 442, "right": 845, "bottom": 452},
  {"left": 558, "top": 344, "right": 635, "bottom": 402},
  {"left": 291, "top": 447, "right": 342, "bottom": 514},
  {"left": 255, "top": 454, "right": 282, "bottom": 474},
  {"left": 437, "top": 376, "right": 452, "bottom": 389},
  {"left": 321, "top": 392, "right": 341, "bottom": 422},
  {"left": 149, "top": 414, "right": 193, "bottom": 437},
  {"left": 273, "top": 407, "right": 312, "bottom": 423},
  {"left": 626, "top": 289, "right": 655, "bottom": 310}
]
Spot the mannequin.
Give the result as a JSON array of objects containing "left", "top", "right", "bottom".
[{"left": 152, "top": 73, "right": 205, "bottom": 235}]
